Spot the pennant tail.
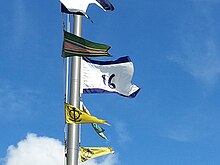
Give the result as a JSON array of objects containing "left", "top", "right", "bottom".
[
  {"left": 82, "top": 105, "right": 109, "bottom": 140},
  {"left": 92, "top": 123, "right": 108, "bottom": 140}
]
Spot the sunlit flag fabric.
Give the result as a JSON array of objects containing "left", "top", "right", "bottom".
[
  {"left": 82, "top": 56, "right": 140, "bottom": 98},
  {"left": 82, "top": 104, "right": 108, "bottom": 140},
  {"left": 92, "top": 123, "right": 107, "bottom": 140},
  {"left": 60, "top": 0, "right": 114, "bottom": 16},
  {"left": 65, "top": 103, "right": 108, "bottom": 124},
  {"left": 62, "top": 30, "right": 111, "bottom": 58},
  {"left": 80, "top": 147, "right": 114, "bottom": 162}
]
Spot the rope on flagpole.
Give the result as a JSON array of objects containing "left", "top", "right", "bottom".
[{"left": 62, "top": 13, "right": 71, "bottom": 165}]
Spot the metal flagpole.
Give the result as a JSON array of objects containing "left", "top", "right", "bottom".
[{"left": 67, "top": 14, "right": 82, "bottom": 165}]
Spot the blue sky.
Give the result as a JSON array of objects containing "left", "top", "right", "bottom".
[{"left": 1, "top": 0, "right": 220, "bottom": 165}]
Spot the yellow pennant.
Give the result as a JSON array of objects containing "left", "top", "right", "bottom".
[
  {"left": 65, "top": 103, "right": 107, "bottom": 124},
  {"left": 80, "top": 147, "right": 114, "bottom": 162}
]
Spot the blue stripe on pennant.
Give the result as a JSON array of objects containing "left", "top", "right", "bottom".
[
  {"left": 83, "top": 56, "right": 131, "bottom": 65},
  {"left": 83, "top": 88, "right": 140, "bottom": 98}
]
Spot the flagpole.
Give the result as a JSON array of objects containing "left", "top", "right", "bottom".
[{"left": 67, "top": 14, "right": 82, "bottom": 165}]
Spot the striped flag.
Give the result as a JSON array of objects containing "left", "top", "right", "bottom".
[{"left": 62, "top": 30, "right": 111, "bottom": 57}]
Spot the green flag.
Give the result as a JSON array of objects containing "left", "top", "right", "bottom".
[
  {"left": 62, "top": 30, "right": 111, "bottom": 57},
  {"left": 92, "top": 123, "right": 108, "bottom": 140},
  {"left": 82, "top": 105, "right": 108, "bottom": 140}
]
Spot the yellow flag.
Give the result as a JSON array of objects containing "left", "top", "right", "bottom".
[
  {"left": 65, "top": 103, "right": 107, "bottom": 124},
  {"left": 80, "top": 147, "right": 114, "bottom": 162}
]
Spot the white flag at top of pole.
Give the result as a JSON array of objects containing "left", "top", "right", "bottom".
[
  {"left": 82, "top": 56, "right": 140, "bottom": 98},
  {"left": 60, "top": 0, "right": 114, "bottom": 16}
]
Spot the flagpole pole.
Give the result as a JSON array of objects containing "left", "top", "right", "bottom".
[{"left": 67, "top": 14, "right": 82, "bottom": 165}]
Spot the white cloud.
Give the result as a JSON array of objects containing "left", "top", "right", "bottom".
[
  {"left": 114, "top": 121, "right": 132, "bottom": 144},
  {"left": 11, "top": 0, "right": 37, "bottom": 49},
  {"left": 0, "top": 84, "right": 39, "bottom": 119},
  {"left": 12, "top": 0, "right": 26, "bottom": 43},
  {"left": 4, "top": 134, "right": 64, "bottom": 165},
  {"left": 159, "top": 105, "right": 220, "bottom": 142},
  {"left": 161, "top": 123, "right": 195, "bottom": 142},
  {"left": 191, "top": 0, "right": 220, "bottom": 3},
  {"left": 3, "top": 133, "right": 118, "bottom": 165},
  {"left": 170, "top": 38, "right": 220, "bottom": 85},
  {"left": 81, "top": 154, "right": 118, "bottom": 165},
  {"left": 169, "top": 3, "right": 220, "bottom": 86}
]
